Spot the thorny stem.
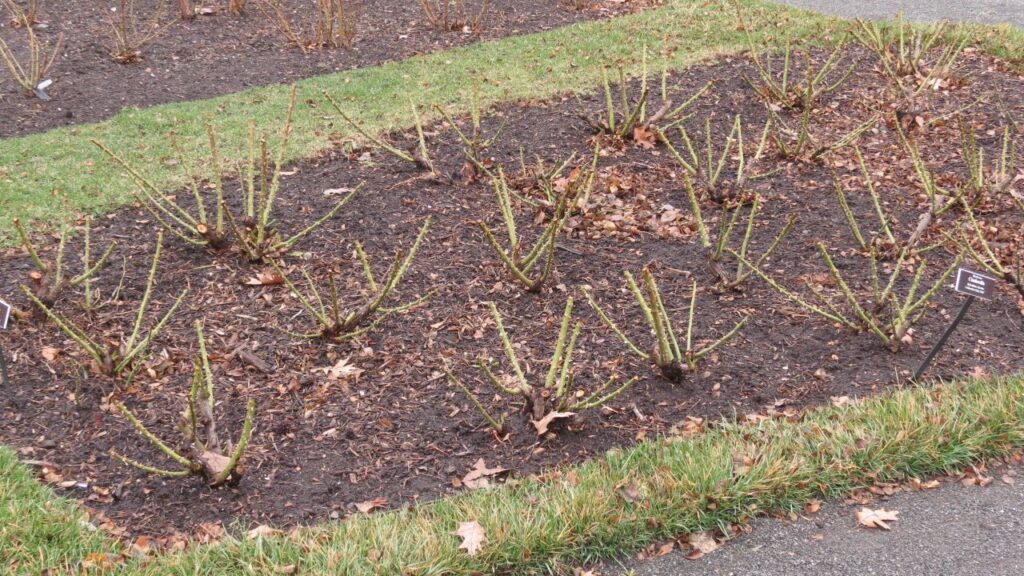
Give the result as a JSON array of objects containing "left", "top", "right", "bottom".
[
  {"left": 114, "top": 402, "right": 195, "bottom": 471},
  {"left": 211, "top": 399, "right": 256, "bottom": 486},
  {"left": 322, "top": 90, "right": 416, "bottom": 163},
  {"left": 444, "top": 366, "right": 506, "bottom": 433}
]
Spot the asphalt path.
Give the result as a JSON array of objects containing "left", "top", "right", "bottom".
[
  {"left": 773, "top": 0, "right": 1024, "bottom": 27},
  {"left": 616, "top": 468, "right": 1024, "bottom": 575}
]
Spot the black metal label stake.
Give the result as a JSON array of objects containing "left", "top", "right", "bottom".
[{"left": 913, "top": 268, "right": 997, "bottom": 382}]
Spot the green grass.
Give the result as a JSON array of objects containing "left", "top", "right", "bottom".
[
  {"left": 0, "top": 447, "right": 117, "bottom": 574},
  {"left": 95, "top": 374, "right": 1024, "bottom": 574},
  {"left": 0, "top": 0, "right": 837, "bottom": 245}
]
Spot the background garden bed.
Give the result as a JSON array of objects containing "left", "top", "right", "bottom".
[{"left": 0, "top": 0, "right": 654, "bottom": 138}]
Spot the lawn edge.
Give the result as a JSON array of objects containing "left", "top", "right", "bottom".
[
  {"left": 121, "top": 373, "right": 1024, "bottom": 575},
  {"left": 7, "top": 372, "right": 1024, "bottom": 574}
]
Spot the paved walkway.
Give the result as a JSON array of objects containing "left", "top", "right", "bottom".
[
  {"left": 617, "top": 468, "right": 1024, "bottom": 576},
  {"left": 775, "top": 0, "right": 1024, "bottom": 27}
]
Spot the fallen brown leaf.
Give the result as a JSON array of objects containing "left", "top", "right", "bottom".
[
  {"left": 532, "top": 411, "right": 574, "bottom": 435},
  {"left": 244, "top": 271, "right": 284, "bottom": 286},
  {"left": 617, "top": 481, "right": 640, "bottom": 503},
  {"left": 633, "top": 125, "right": 656, "bottom": 149},
  {"left": 355, "top": 497, "right": 387, "bottom": 515},
  {"left": 909, "top": 477, "right": 941, "bottom": 491},
  {"left": 321, "top": 357, "right": 364, "bottom": 382},
  {"left": 247, "top": 524, "right": 282, "bottom": 539},
  {"left": 129, "top": 535, "right": 153, "bottom": 556},
  {"left": 454, "top": 520, "right": 487, "bottom": 556},
  {"left": 461, "top": 458, "right": 507, "bottom": 490},
  {"left": 688, "top": 531, "right": 719, "bottom": 554},
  {"left": 81, "top": 553, "right": 120, "bottom": 570},
  {"left": 855, "top": 507, "right": 899, "bottom": 530},
  {"left": 830, "top": 395, "right": 851, "bottom": 407},
  {"left": 195, "top": 521, "right": 225, "bottom": 544}
]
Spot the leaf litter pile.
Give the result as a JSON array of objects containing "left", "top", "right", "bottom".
[{"left": 2, "top": 39, "right": 1024, "bottom": 544}]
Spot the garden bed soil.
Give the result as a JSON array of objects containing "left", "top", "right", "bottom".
[
  {"left": 1, "top": 44, "right": 1023, "bottom": 546},
  {"left": 0, "top": 0, "right": 653, "bottom": 139}
]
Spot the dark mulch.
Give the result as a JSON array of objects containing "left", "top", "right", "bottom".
[
  {"left": 0, "top": 0, "right": 651, "bottom": 138},
  {"left": 1, "top": 45, "right": 1023, "bottom": 545}
]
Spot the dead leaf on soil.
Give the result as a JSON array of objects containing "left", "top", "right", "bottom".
[
  {"left": 454, "top": 520, "right": 487, "bottom": 556},
  {"left": 320, "top": 357, "right": 364, "bottom": 382},
  {"left": 244, "top": 270, "right": 285, "bottom": 286},
  {"left": 830, "top": 395, "right": 851, "bottom": 407},
  {"left": 355, "top": 497, "right": 387, "bottom": 514},
  {"left": 855, "top": 507, "right": 899, "bottom": 530},
  {"left": 247, "top": 525, "right": 282, "bottom": 539},
  {"left": 461, "top": 458, "right": 507, "bottom": 489},
  {"left": 532, "top": 411, "right": 575, "bottom": 435},
  {"left": 129, "top": 535, "right": 154, "bottom": 556},
  {"left": 195, "top": 521, "right": 225, "bottom": 544},
  {"left": 633, "top": 125, "right": 656, "bottom": 149},
  {"left": 40, "top": 466, "right": 62, "bottom": 484},
  {"left": 669, "top": 416, "right": 704, "bottom": 438}
]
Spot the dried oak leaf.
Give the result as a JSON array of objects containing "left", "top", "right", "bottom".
[
  {"left": 461, "top": 458, "right": 507, "bottom": 489},
  {"left": 195, "top": 521, "right": 225, "bottom": 544},
  {"left": 244, "top": 271, "right": 285, "bottom": 286},
  {"left": 454, "top": 520, "right": 487, "bottom": 556},
  {"left": 247, "top": 525, "right": 282, "bottom": 539},
  {"left": 688, "top": 531, "right": 719, "bottom": 555},
  {"left": 321, "top": 357, "right": 364, "bottom": 382},
  {"left": 81, "top": 553, "right": 120, "bottom": 570},
  {"left": 633, "top": 125, "right": 657, "bottom": 149},
  {"left": 855, "top": 507, "right": 899, "bottom": 530},
  {"left": 355, "top": 497, "right": 388, "bottom": 515},
  {"left": 909, "top": 477, "right": 941, "bottom": 491},
  {"left": 532, "top": 411, "right": 575, "bottom": 435},
  {"left": 129, "top": 535, "right": 154, "bottom": 556}
]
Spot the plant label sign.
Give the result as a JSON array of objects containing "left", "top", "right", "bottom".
[
  {"left": 954, "top": 268, "right": 997, "bottom": 300},
  {"left": 0, "top": 299, "right": 10, "bottom": 330}
]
